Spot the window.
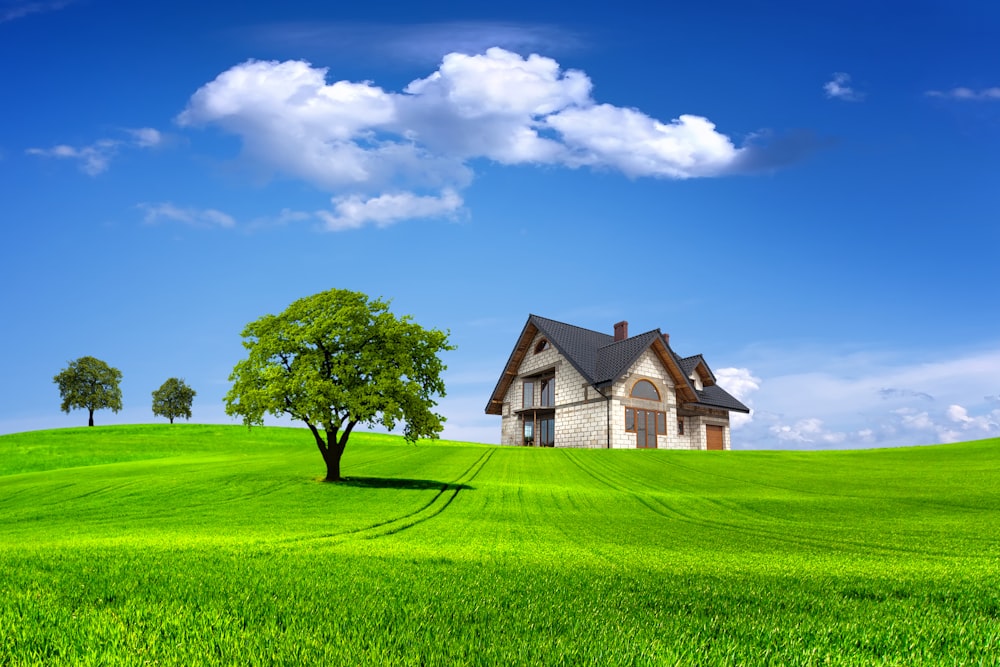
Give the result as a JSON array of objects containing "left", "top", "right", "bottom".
[
  {"left": 625, "top": 407, "right": 666, "bottom": 448},
  {"left": 523, "top": 375, "right": 554, "bottom": 408},
  {"left": 534, "top": 339, "right": 550, "bottom": 353},
  {"left": 677, "top": 418, "right": 685, "bottom": 436},
  {"left": 539, "top": 416, "right": 555, "bottom": 447},
  {"left": 540, "top": 377, "right": 554, "bottom": 407},
  {"left": 523, "top": 415, "right": 554, "bottom": 446},
  {"left": 630, "top": 380, "right": 660, "bottom": 401}
]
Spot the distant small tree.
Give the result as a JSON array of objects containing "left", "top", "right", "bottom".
[
  {"left": 152, "top": 378, "right": 196, "bottom": 424},
  {"left": 53, "top": 356, "right": 123, "bottom": 427},
  {"left": 224, "top": 288, "right": 453, "bottom": 482}
]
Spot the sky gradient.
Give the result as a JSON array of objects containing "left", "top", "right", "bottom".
[{"left": 2, "top": 0, "right": 998, "bottom": 448}]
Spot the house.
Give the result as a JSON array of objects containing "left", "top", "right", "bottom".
[{"left": 485, "top": 315, "right": 749, "bottom": 450}]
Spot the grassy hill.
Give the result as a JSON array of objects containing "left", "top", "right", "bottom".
[{"left": 1, "top": 425, "right": 998, "bottom": 665}]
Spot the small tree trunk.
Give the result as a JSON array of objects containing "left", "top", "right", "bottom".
[
  {"left": 169, "top": 417, "right": 174, "bottom": 424},
  {"left": 88, "top": 409, "right": 94, "bottom": 427}
]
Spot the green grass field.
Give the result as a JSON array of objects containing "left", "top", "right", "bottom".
[{"left": 1, "top": 425, "right": 998, "bottom": 665}]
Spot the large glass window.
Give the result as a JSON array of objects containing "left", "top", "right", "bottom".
[
  {"left": 630, "top": 380, "right": 660, "bottom": 401},
  {"left": 625, "top": 407, "right": 666, "bottom": 448},
  {"left": 540, "top": 377, "right": 555, "bottom": 407},
  {"left": 523, "top": 419, "right": 534, "bottom": 445},
  {"left": 539, "top": 417, "right": 555, "bottom": 447},
  {"left": 522, "top": 380, "right": 534, "bottom": 408}
]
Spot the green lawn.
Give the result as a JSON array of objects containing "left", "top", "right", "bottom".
[{"left": 1, "top": 425, "right": 998, "bottom": 665}]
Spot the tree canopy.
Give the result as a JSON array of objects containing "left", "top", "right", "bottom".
[
  {"left": 53, "top": 356, "right": 123, "bottom": 427},
  {"left": 224, "top": 289, "right": 453, "bottom": 481},
  {"left": 152, "top": 378, "right": 196, "bottom": 424}
]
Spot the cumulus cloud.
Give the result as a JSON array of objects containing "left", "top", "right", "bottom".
[
  {"left": 769, "top": 418, "right": 847, "bottom": 445},
  {"left": 925, "top": 87, "right": 1000, "bottom": 101},
  {"left": 824, "top": 72, "right": 864, "bottom": 101},
  {"left": 315, "top": 189, "right": 463, "bottom": 231},
  {"left": 26, "top": 127, "right": 163, "bottom": 175},
  {"left": 178, "top": 48, "right": 791, "bottom": 229},
  {"left": 139, "top": 202, "right": 236, "bottom": 228},
  {"left": 729, "top": 344, "right": 1000, "bottom": 449},
  {"left": 715, "top": 367, "right": 760, "bottom": 429}
]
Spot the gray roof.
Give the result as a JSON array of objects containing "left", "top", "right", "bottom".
[
  {"left": 677, "top": 354, "right": 704, "bottom": 377},
  {"left": 486, "top": 315, "right": 749, "bottom": 415},
  {"left": 595, "top": 331, "right": 663, "bottom": 385},
  {"left": 695, "top": 385, "right": 751, "bottom": 413},
  {"left": 527, "top": 315, "right": 749, "bottom": 413},
  {"left": 527, "top": 315, "right": 611, "bottom": 384}
]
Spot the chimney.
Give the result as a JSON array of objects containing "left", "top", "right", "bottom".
[
  {"left": 614, "top": 320, "right": 628, "bottom": 341},
  {"left": 662, "top": 333, "right": 670, "bottom": 346}
]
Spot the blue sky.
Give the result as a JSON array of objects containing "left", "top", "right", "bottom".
[{"left": 2, "top": 0, "right": 999, "bottom": 448}]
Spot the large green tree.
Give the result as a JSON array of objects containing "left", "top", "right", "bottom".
[
  {"left": 224, "top": 289, "right": 453, "bottom": 482},
  {"left": 152, "top": 378, "right": 196, "bottom": 424},
  {"left": 53, "top": 356, "right": 123, "bottom": 427}
]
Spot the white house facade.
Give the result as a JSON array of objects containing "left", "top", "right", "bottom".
[{"left": 485, "top": 315, "right": 749, "bottom": 450}]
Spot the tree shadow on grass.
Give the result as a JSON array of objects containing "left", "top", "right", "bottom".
[{"left": 337, "top": 476, "right": 473, "bottom": 491}]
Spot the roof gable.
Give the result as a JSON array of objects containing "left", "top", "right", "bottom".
[{"left": 678, "top": 354, "right": 716, "bottom": 386}]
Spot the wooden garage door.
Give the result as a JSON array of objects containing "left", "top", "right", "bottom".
[{"left": 706, "top": 425, "right": 724, "bottom": 451}]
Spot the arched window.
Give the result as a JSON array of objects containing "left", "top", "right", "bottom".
[
  {"left": 630, "top": 379, "right": 660, "bottom": 401},
  {"left": 534, "top": 339, "right": 550, "bottom": 354}
]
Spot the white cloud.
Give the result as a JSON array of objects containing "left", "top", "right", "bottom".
[
  {"left": 925, "top": 87, "right": 1000, "bottom": 101},
  {"left": 824, "top": 72, "right": 864, "bottom": 101},
  {"left": 178, "top": 48, "right": 772, "bottom": 229},
  {"left": 139, "top": 202, "right": 237, "bottom": 228},
  {"left": 729, "top": 344, "right": 1000, "bottom": 449},
  {"left": 946, "top": 403, "right": 1000, "bottom": 434},
  {"left": 769, "top": 418, "right": 847, "bottom": 445},
  {"left": 548, "top": 108, "right": 740, "bottom": 178},
  {"left": 715, "top": 367, "right": 760, "bottom": 429},
  {"left": 126, "top": 127, "right": 163, "bottom": 148},
  {"left": 26, "top": 127, "right": 163, "bottom": 175},
  {"left": 316, "top": 189, "right": 463, "bottom": 231}
]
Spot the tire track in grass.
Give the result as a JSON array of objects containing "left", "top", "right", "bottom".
[
  {"left": 578, "top": 451, "right": 955, "bottom": 558},
  {"left": 549, "top": 450, "right": 668, "bottom": 565},
  {"left": 301, "top": 449, "right": 495, "bottom": 543},
  {"left": 564, "top": 450, "right": 835, "bottom": 552}
]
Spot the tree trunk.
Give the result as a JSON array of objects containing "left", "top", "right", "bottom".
[
  {"left": 169, "top": 417, "right": 174, "bottom": 424},
  {"left": 324, "top": 453, "right": 342, "bottom": 483},
  {"left": 88, "top": 409, "right": 94, "bottom": 427}
]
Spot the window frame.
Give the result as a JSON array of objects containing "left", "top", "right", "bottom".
[
  {"left": 630, "top": 379, "right": 661, "bottom": 401},
  {"left": 625, "top": 407, "right": 667, "bottom": 448},
  {"left": 539, "top": 376, "right": 555, "bottom": 407}
]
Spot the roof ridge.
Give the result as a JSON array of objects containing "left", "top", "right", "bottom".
[
  {"left": 529, "top": 314, "right": 611, "bottom": 338},
  {"left": 596, "top": 328, "right": 661, "bottom": 350}
]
